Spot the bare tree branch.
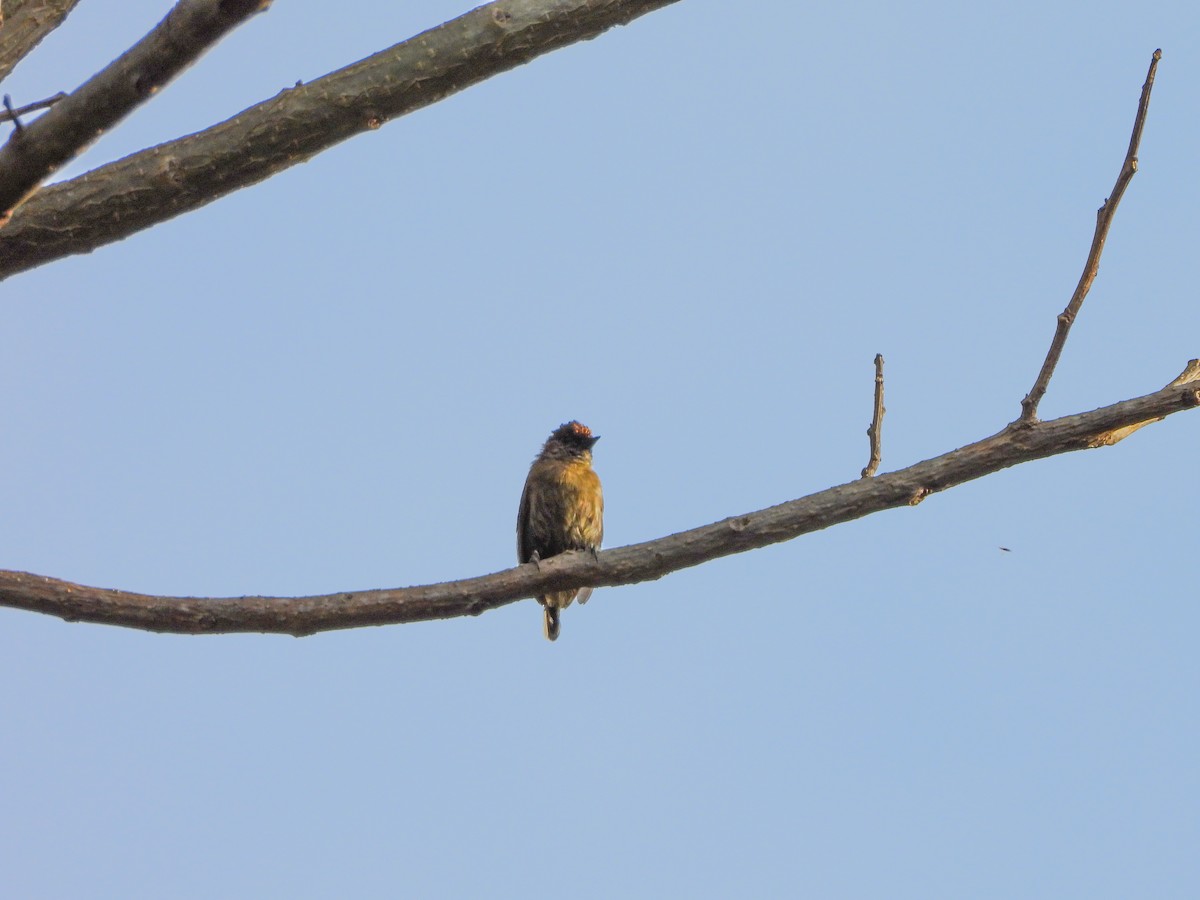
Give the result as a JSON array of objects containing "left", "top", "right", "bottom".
[
  {"left": 0, "top": 0, "right": 84, "bottom": 85},
  {"left": 0, "top": 0, "right": 683, "bottom": 281},
  {"left": 1020, "top": 49, "right": 1162, "bottom": 422},
  {"left": 1, "top": 368, "right": 1196, "bottom": 636},
  {"left": 0, "top": 0, "right": 272, "bottom": 224},
  {"left": 0, "top": 90, "right": 64, "bottom": 123},
  {"left": 1087, "top": 358, "right": 1200, "bottom": 447},
  {"left": 861, "top": 353, "right": 885, "bottom": 478}
]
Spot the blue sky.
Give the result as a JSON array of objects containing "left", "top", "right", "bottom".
[{"left": 1, "top": 1, "right": 1198, "bottom": 896}]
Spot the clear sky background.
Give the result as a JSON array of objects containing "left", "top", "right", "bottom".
[{"left": 1, "top": 1, "right": 1198, "bottom": 897}]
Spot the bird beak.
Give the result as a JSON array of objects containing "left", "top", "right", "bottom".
[{"left": 588, "top": 435, "right": 601, "bottom": 447}]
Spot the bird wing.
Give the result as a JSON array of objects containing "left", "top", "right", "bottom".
[{"left": 516, "top": 472, "right": 534, "bottom": 563}]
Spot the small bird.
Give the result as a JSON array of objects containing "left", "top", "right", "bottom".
[{"left": 517, "top": 421, "right": 604, "bottom": 641}]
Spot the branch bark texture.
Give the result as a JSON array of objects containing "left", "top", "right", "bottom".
[
  {"left": 0, "top": 0, "right": 84, "bottom": 84},
  {"left": 2, "top": 370, "right": 1196, "bottom": 636},
  {"left": 0, "top": 0, "right": 683, "bottom": 280},
  {"left": 0, "top": 0, "right": 272, "bottom": 223}
]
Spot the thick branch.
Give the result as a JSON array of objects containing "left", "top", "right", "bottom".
[
  {"left": 1020, "top": 49, "right": 1161, "bottom": 421},
  {"left": 0, "top": 0, "right": 683, "bottom": 280},
  {"left": 1087, "top": 358, "right": 1200, "bottom": 446},
  {"left": 0, "top": 0, "right": 84, "bottom": 84},
  {"left": 0, "top": 0, "right": 272, "bottom": 222},
  {"left": 2, "top": 367, "right": 1196, "bottom": 636}
]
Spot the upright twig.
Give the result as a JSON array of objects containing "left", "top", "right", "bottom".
[
  {"left": 1019, "top": 49, "right": 1161, "bottom": 423},
  {"left": 861, "top": 354, "right": 885, "bottom": 478},
  {"left": 1, "top": 94, "right": 22, "bottom": 134}
]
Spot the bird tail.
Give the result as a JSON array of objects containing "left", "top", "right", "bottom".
[{"left": 543, "top": 605, "right": 560, "bottom": 642}]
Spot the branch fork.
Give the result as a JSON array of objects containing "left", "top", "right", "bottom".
[{"left": 1020, "top": 49, "right": 1162, "bottom": 423}]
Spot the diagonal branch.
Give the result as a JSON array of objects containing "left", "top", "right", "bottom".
[
  {"left": 1019, "top": 49, "right": 1162, "bottom": 422},
  {"left": 0, "top": 0, "right": 85, "bottom": 85},
  {"left": 0, "top": 0, "right": 272, "bottom": 223},
  {"left": 1, "top": 366, "right": 1196, "bottom": 636},
  {"left": 0, "top": 0, "right": 684, "bottom": 281}
]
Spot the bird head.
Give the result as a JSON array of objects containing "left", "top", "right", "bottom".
[{"left": 548, "top": 420, "right": 600, "bottom": 454}]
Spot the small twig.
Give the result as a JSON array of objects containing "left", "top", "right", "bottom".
[
  {"left": 1, "top": 94, "right": 22, "bottom": 134},
  {"left": 0, "top": 92, "right": 67, "bottom": 126},
  {"left": 861, "top": 353, "right": 885, "bottom": 478},
  {"left": 1019, "top": 49, "right": 1162, "bottom": 423}
]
